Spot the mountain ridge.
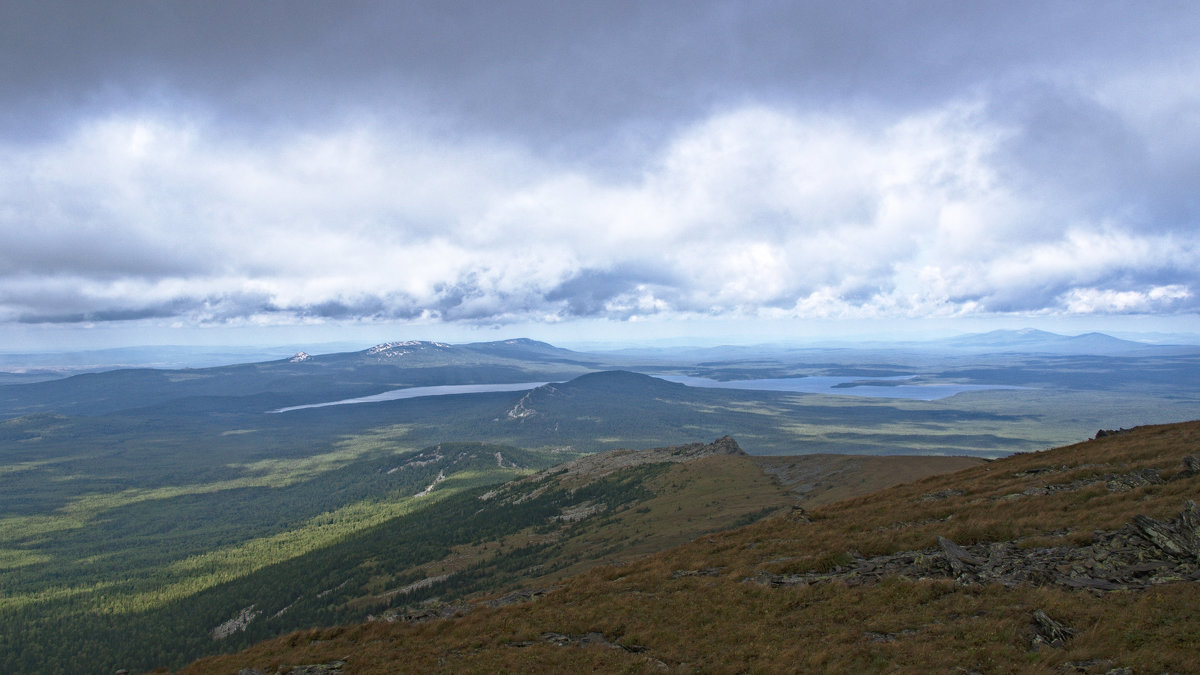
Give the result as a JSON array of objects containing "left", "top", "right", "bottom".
[{"left": 182, "top": 420, "right": 1200, "bottom": 674}]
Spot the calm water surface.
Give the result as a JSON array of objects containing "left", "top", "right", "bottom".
[{"left": 270, "top": 373, "right": 1020, "bottom": 413}]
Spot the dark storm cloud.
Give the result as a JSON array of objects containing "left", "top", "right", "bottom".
[
  {"left": 988, "top": 82, "right": 1151, "bottom": 221},
  {"left": 12, "top": 291, "right": 276, "bottom": 325},
  {"left": 5, "top": 1, "right": 1195, "bottom": 153},
  {"left": 546, "top": 266, "right": 678, "bottom": 317}
]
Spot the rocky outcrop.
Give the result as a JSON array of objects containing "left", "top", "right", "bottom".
[
  {"left": 1030, "top": 609, "right": 1076, "bottom": 649},
  {"left": 238, "top": 660, "right": 346, "bottom": 675},
  {"left": 505, "top": 387, "right": 546, "bottom": 420},
  {"left": 487, "top": 587, "right": 553, "bottom": 607},
  {"left": 1131, "top": 499, "right": 1200, "bottom": 562},
  {"left": 996, "top": 467, "right": 1166, "bottom": 500},
  {"left": 1183, "top": 454, "right": 1200, "bottom": 477},
  {"left": 749, "top": 501, "right": 1200, "bottom": 592},
  {"left": 369, "top": 603, "right": 469, "bottom": 624},
  {"left": 553, "top": 500, "right": 608, "bottom": 522},
  {"left": 211, "top": 606, "right": 261, "bottom": 641},
  {"left": 507, "top": 631, "right": 650, "bottom": 653},
  {"left": 671, "top": 567, "right": 725, "bottom": 578}
]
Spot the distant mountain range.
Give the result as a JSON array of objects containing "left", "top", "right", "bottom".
[
  {"left": 4, "top": 331, "right": 1199, "bottom": 419},
  {"left": 593, "top": 329, "right": 1197, "bottom": 361},
  {"left": 2, "top": 331, "right": 1195, "bottom": 384},
  {"left": 938, "top": 329, "right": 1159, "bottom": 354},
  {"left": 0, "top": 339, "right": 605, "bottom": 418}
]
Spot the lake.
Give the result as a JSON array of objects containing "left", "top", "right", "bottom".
[
  {"left": 269, "top": 382, "right": 552, "bottom": 413},
  {"left": 270, "top": 373, "right": 1021, "bottom": 413},
  {"left": 656, "top": 375, "right": 1021, "bottom": 401}
]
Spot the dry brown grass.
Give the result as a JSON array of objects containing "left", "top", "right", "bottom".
[{"left": 182, "top": 421, "right": 1200, "bottom": 674}]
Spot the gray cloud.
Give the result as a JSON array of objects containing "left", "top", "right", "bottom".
[
  {"left": 5, "top": 3, "right": 1197, "bottom": 155},
  {"left": 546, "top": 266, "right": 677, "bottom": 317},
  {"left": 0, "top": 2, "right": 1198, "bottom": 337}
]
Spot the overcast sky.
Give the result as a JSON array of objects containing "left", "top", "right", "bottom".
[{"left": 2, "top": 1, "right": 1198, "bottom": 349}]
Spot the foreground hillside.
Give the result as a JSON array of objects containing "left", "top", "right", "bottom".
[{"left": 184, "top": 421, "right": 1200, "bottom": 674}]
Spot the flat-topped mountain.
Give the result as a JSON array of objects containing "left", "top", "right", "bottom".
[{"left": 941, "top": 328, "right": 1156, "bottom": 354}]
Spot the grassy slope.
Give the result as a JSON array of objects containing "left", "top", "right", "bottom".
[{"left": 184, "top": 421, "right": 1200, "bottom": 674}]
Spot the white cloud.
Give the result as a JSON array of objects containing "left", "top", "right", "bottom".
[
  {"left": 1, "top": 91, "right": 1196, "bottom": 328},
  {"left": 1061, "top": 285, "right": 1192, "bottom": 314}
]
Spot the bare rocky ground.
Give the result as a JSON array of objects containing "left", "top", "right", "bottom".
[
  {"left": 748, "top": 456, "right": 1200, "bottom": 594},
  {"left": 747, "top": 499, "right": 1200, "bottom": 592}
]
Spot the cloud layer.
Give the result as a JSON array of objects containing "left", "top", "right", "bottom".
[{"left": 1, "top": 2, "right": 1198, "bottom": 332}]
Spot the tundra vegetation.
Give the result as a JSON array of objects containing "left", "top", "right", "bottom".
[{"left": 185, "top": 422, "right": 1200, "bottom": 674}]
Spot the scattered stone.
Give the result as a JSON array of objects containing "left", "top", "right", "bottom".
[
  {"left": 938, "top": 536, "right": 982, "bottom": 576},
  {"left": 671, "top": 567, "right": 725, "bottom": 578},
  {"left": 236, "top": 663, "right": 347, "bottom": 675},
  {"left": 1013, "top": 466, "right": 1061, "bottom": 478},
  {"left": 1060, "top": 659, "right": 1117, "bottom": 673},
  {"left": 749, "top": 501, "right": 1200, "bottom": 592},
  {"left": 507, "top": 631, "right": 649, "bottom": 654},
  {"left": 1031, "top": 609, "right": 1076, "bottom": 649},
  {"left": 997, "top": 467, "right": 1172, "bottom": 500},
  {"left": 553, "top": 501, "right": 607, "bottom": 522},
  {"left": 862, "top": 629, "right": 917, "bottom": 642},
  {"left": 284, "top": 660, "right": 346, "bottom": 674},
  {"left": 920, "top": 489, "right": 964, "bottom": 502},
  {"left": 788, "top": 505, "right": 812, "bottom": 522},
  {"left": 1094, "top": 428, "right": 1132, "bottom": 439},
  {"left": 1181, "top": 454, "right": 1200, "bottom": 477},
  {"left": 369, "top": 602, "right": 470, "bottom": 624},
  {"left": 488, "top": 588, "right": 551, "bottom": 607},
  {"left": 1106, "top": 468, "right": 1163, "bottom": 493}
]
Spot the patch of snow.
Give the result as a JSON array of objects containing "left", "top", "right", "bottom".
[{"left": 366, "top": 340, "right": 453, "bottom": 356}]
